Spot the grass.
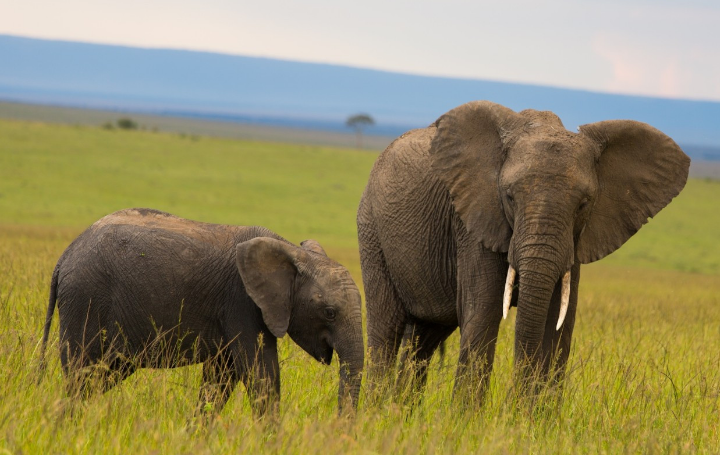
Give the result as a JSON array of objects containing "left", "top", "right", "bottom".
[
  {"left": 599, "top": 177, "right": 720, "bottom": 274},
  {"left": 1, "top": 119, "right": 719, "bottom": 453}
]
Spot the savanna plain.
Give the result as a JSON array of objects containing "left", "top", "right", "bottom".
[{"left": 1, "top": 119, "right": 719, "bottom": 454}]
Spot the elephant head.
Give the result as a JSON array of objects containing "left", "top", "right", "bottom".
[
  {"left": 430, "top": 101, "right": 689, "bottom": 379},
  {"left": 236, "top": 237, "right": 364, "bottom": 411}
]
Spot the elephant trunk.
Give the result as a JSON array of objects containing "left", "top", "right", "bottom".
[
  {"left": 504, "top": 266, "right": 571, "bottom": 330},
  {"left": 510, "top": 220, "right": 573, "bottom": 387},
  {"left": 334, "top": 319, "right": 364, "bottom": 413},
  {"left": 514, "top": 267, "right": 558, "bottom": 370}
]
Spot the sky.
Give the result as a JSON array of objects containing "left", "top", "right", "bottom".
[{"left": 1, "top": 0, "right": 719, "bottom": 102}]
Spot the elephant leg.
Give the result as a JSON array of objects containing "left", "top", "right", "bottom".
[
  {"left": 454, "top": 313, "right": 502, "bottom": 409},
  {"left": 61, "top": 326, "right": 135, "bottom": 399},
  {"left": 365, "top": 279, "right": 406, "bottom": 387},
  {"left": 358, "top": 213, "right": 407, "bottom": 390},
  {"left": 541, "top": 262, "right": 581, "bottom": 385},
  {"left": 453, "top": 221, "right": 507, "bottom": 408},
  {"left": 65, "top": 356, "right": 136, "bottom": 399},
  {"left": 396, "top": 320, "right": 456, "bottom": 404},
  {"left": 61, "top": 340, "right": 96, "bottom": 399},
  {"left": 195, "top": 349, "right": 238, "bottom": 420},
  {"left": 236, "top": 335, "right": 280, "bottom": 418}
]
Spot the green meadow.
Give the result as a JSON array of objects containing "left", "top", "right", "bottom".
[{"left": 1, "top": 119, "right": 719, "bottom": 453}]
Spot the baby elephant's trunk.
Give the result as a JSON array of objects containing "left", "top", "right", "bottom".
[{"left": 335, "top": 325, "right": 364, "bottom": 413}]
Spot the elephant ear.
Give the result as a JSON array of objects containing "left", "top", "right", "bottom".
[
  {"left": 300, "top": 239, "right": 327, "bottom": 256},
  {"left": 236, "top": 237, "right": 306, "bottom": 338},
  {"left": 430, "top": 100, "right": 521, "bottom": 252},
  {"left": 577, "top": 120, "right": 690, "bottom": 263}
]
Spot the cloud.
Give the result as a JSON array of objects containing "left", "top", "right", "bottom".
[
  {"left": 588, "top": 1, "right": 720, "bottom": 100},
  {"left": 592, "top": 30, "right": 720, "bottom": 100}
]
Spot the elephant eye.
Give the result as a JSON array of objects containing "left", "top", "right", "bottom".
[
  {"left": 578, "top": 197, "right": 590, "bottom": 212},
  {"left": 323, "top": 307, "right": 336, "bottom": 321},
  {"left": 506, "top": 190, "right": 514, "bottom": 204}
]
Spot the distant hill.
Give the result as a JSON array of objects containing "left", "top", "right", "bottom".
[{"left": 1, "top": 34, "right": 720, "bottom": 156}]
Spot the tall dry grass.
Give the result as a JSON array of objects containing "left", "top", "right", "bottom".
[{"left": 1, "top": 120, "right": 718, "bottom": 453}]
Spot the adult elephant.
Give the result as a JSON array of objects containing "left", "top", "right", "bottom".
[
  {"left": 40, "top": 208, "right": 364, "bottom": 416},
  {"left": 358, "top": 101, "right": 689, "bottom": 402}
]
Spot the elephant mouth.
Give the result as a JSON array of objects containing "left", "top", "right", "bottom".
[
  {"left": 502, "top": 265, "right": 572, "bottom": 330},
  {"left": 316, "top": 342, "right": 334, "bottom": 365}
]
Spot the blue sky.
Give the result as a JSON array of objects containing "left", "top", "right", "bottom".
[{"left": 1, "top": 0, "right": 719, "bottom": 101}]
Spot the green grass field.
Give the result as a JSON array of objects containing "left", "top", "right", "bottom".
[{"left": 1, "top": 119, "right": 719, "bottom": 453}]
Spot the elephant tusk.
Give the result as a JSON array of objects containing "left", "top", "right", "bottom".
[
  {"left": 556, "top": 270, "right": 571, "bottom": 330},
  {"left": 503, "top": 265, "right": 516, "bottom": 319}
]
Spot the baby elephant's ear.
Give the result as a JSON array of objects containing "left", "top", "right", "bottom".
[
  {"left": 300, "top": 239, "right": 327, "bottom": 256},
  {"left": 236, "top": 237, "right": 301, "bottom": 338}
]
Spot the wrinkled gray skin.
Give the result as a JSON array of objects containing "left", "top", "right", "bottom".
[
  {"left": 358, "top": 101, "right": 689, "bottom": 402},
  {"left": 41, "top": 208, "right": 364, "bottom": 416}
]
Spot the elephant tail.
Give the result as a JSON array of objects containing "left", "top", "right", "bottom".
[{"left": 38, "top": 264, "right": 59, "bottom": 384}]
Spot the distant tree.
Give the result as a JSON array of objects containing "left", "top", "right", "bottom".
[
  {"left": 116, "top": 117, "right": 138, "bottom": 130},
  {"left": 346, "top": 114, "right": 375, "bottom": 149}
]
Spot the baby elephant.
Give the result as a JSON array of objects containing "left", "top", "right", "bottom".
[{"left": 40, "top": 208, "right": 364, "bottom": 416}]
